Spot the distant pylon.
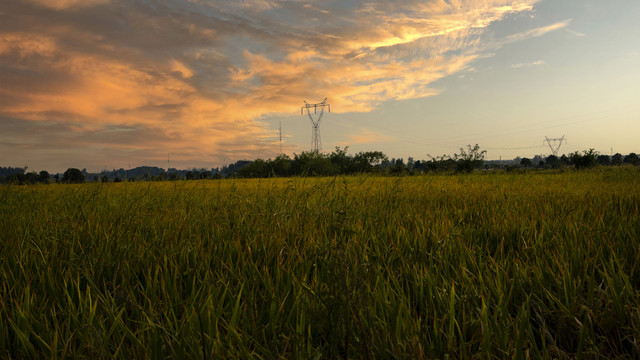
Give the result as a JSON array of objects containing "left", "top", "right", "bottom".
[
  {"left": 301, "top": 98, "right": 330, "bottom": 153},
  {"left": 544, "top": 135, "right": 566, "bottom": 156}
]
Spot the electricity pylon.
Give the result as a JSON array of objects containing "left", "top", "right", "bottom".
[
  {"left": 544, "top": 135, "right": 566, "bottom": 156},
  {"left": 301, "top": 98, "right": 330, "bottom": 153}
]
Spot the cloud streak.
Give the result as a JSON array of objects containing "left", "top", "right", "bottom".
[
  {"left": 511, "top": 60, "right": 545, "bottom": 68},
  {"left": 0, "top": 0, "right": 553, "bottom": 171},
  {"left": 505, "top": 19, "right": 571, "bottom": 43}
]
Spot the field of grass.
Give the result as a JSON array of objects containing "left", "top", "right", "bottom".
[{"left": 1, "top": 167, "right": 639, "bottom": 359}]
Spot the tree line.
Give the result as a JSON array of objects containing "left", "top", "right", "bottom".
[
  {"left": 2, "top": 146, "right": 639, "bottom": 185},
  {"left": 516, "top": 150, "right": 639, "bottom": 170}
]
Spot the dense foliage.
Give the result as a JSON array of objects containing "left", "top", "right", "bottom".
[{"left": 1, "top": 168, "right": 639, "bottom": 358}]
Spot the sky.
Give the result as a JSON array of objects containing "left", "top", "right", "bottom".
[{"left": 1, "top": 0, "right": 639, "bottom": 173}]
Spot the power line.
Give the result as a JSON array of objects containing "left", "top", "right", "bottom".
[
  {"left": 564, "top": 143, "right": 583, "bottom": 150},
  {"left": 258, "top": 114, "right": 300, "bottom": 121},
  {"left": 450, "top": 103, "right": 640, "bottom": 142},
  {"left": 322, "top": 118, "right": 460, "bottom": 148},
  {"left": 484, "top": 145, "right": 546, "bottom": 151}
]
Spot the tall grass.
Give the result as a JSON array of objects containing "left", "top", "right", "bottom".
[{"left": 1, "top": 167, "right": 639, "bottom": 358}]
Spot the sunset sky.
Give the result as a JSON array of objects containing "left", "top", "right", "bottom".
[{"left": 1, "top": 0, "right": 639, "bottom": 173}]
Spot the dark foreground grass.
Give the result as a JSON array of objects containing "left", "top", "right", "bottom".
[{"left": 1, "top": 167, "right": 639, "bottom": 359}]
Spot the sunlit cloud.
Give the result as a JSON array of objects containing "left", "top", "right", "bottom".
[{"left": 0, "top": 0, "right": 552, "bottom": 171}]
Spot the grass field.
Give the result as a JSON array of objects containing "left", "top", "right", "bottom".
[{"left": 1, "top": 167, "right": 639, "bottom": 359}]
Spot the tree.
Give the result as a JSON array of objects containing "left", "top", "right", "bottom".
[
  {"left": 597, "top": 155, "right": 611, "bottom": 166},
  {"left": 532, "top": 155, "right": 545, "bottom": 167},
  {"left": 25, "top": 172, "right": 39, "bottom": 185},
  {"left": 520, "top": 158, "right": 532, "bottom": 167},
  {"left": 353, "top": 151, "right": 386, "bottom": 173},
  {"left": 62, "top": 168, "right": 85, "bottom": 183},
  {"left": 389, "top": 158, "right": 407, "bottom": 175},
  {"left": 38, "top": 170, "right": 50, "bottom": 183},
  {"left": 611, "top": 153, "right": 624, "bottom": 165},
  {"left": 413, "top": 160, "right": 426, "bottom": 173},
  {"left": 546, "top": 154, "right": 560, "bottom": 168},
  {"left": 454, "top": 144, "right": 486, "bottom": 173},
  {"left": 624, "top": 153, "right": 639, "bottom": 166},
  {"left": 271, "top": 154, "right": 292, "bottom": 176},
  {"left": 329, "top": 147, "right": 355, "bottom": 174},
  {"left": 407, "top": 157, "right": 415, "bottom": 171}
]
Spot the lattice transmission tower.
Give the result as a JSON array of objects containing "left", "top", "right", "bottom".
[
  {"left": 544, "top": 135, "right": 566, "bottom": 156},
  {"left": 301, "top": 98, "right": 330, "bottom": 153}
]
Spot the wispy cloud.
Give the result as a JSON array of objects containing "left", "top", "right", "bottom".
[
  {"left": 505, "top": 19, "right": 571, "bottom": 44},
  {"left": 565, "top": 28, "right": 585, "bottom": 37},
  {"left": 0, "top": 0, "right": 548, "bottom": 170},
  {"left": 511, "top": 60, "right": 545, "bottom": 68}
]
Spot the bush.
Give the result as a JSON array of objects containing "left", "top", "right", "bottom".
[{"left": 570, "top": 149, "right": 598, "bottom": 169}]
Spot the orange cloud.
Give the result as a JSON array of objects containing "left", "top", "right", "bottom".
[
  {"left": 0, "top": 33, "right": 57, "bottom": 58},
  {"left": 170, "top": 59, "right": 194, "bottom": 79},
  {"left": 0, "top": 0, "right": 548, "bottom": 171}
]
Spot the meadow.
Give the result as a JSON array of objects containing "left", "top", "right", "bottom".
[{"left": 1, "top": 167, "right": 639, "bottom": 359}]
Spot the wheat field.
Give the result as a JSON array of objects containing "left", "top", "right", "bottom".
[{"left": 1, "top": 168, "right": 639, "bottom": 358}]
